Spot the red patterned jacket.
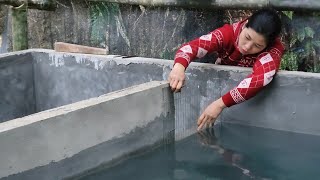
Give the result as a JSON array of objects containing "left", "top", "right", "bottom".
[{"left": 174, "top": 20, "right": 285, "bottom": 107}]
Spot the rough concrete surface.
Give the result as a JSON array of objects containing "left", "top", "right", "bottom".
[
  {"left": 2, "top": 49, "right": 320, "bottom": 137},
  {"left": 0, "top": 52, "right": 35, "bottom": 122},
  {"left": 38, "top": 49, "right": 320, "bottom": 136},
  {"left": 0, "top": 80, "right": 174, "bottom": 178}
]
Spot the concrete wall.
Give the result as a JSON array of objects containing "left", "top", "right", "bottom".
[
  {"left": 221, "top": 70, "right": 320, "bottom": 135},
  {"left": 0, "top": 52, "right": 35, "bottom": 122},
  {"left": 32, "top": 51, "right": 165, "bottom": 111},
  {"left": 30, "top": 49, "right": 320, "bottom": 137},
  {"left": 30, "top": 50, "right": 220, "bottom": 139},
  {"left": 0, "top": 81, "right": 174, "bottom": 179},
  {"left": 29, "top": 51, "right": 185, "bottom": 138},
  {"left": 1, "top": 49, "right": 320, "bottom": 136}
]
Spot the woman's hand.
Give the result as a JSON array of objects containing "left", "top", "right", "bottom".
[
  {"left": 168, "top": 63, "right": 186, "bottom": 92},
  {"left": 197, "top": 98, "right": 226, "bottom": 131}
]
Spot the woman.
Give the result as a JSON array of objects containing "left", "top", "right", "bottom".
[{"left": 168, "top": 8, "right": 285, "bottom": 131}]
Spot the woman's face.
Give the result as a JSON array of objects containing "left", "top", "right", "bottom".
[{"left": 238, "top": 27, "right": 267, "bottom": 55}]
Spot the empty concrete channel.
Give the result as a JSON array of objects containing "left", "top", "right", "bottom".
[{"left": 0, "top": 49, "right": 320, "bottom": 179}]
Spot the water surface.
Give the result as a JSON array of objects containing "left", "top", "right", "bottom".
[{"left": 71, "top": 123, "right": 320, "bottom": 180}]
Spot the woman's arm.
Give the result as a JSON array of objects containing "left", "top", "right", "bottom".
[
  {"left": 222, "top": 38, "right": 285, "bottom": 107},
  {"left": 169, "top": 24, "right": 233, "bottom": 92},
  {"left": 174, "top": 24, "right": 232, "bottom": 68},
  {"left": 197, "top": 39, "right": 285, "bottom": 130}
]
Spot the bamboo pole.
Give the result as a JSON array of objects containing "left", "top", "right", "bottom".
[
  {"left": 7, "top": 0, "right": 56, "bottom": 51},
  {"left": 11, "top": 3, "right": 27, "bottom": 51}
]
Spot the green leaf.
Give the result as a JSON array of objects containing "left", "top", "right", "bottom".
[
  {"left": 280, "top": 51, "right": 298, "bottom": 71},
  {"left": 282, "top": 11, "right": 293, "bottom": 20},
  {"left": 89, "top": 2, "right": 109, "bottom": 45},
  {"left": 303, "top": 41, "right": 316, "bottom": 59},
  {"left": 304, "top": 27, "right": 315, "bottom": 38},
  {"left": 312, "top": 41, "right": 320, "bottom": 47},
  {"left": 298, "top": 51, "right": 308, "bottom": 60},
  {"left": 305, "top": 41, "right": 313, "bottom": 54},
  {"left": 289, "top": 37, "right": 297, "bottom": 48},
  {"left": 297, "top": 28, "right": 305, "bottom": 42}
]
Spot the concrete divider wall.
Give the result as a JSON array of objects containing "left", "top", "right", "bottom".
[
  {"left": 0, "top": 81, "right": 174, "bottom": 179},
  {"left": 0, "top": 52, "right": 35, "bottom": 122},
  {"left": 31, "top": 50, "right": 210, "bottom": 139},
  {"left": 32, "top": 51, "right": 165, "bottom": 112}
]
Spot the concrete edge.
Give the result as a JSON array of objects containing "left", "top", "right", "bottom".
[
  {"left": 0, "top": 79, "right": 174, "bottom": 178},
  {"left": 28, "top": 49, "right": 320, "bottom": 79},
  {"left": 0, "top": 81, "right": 169, "bottom": 133}
]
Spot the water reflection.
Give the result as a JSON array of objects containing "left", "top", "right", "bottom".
[
  {"left": 70, "top": 124, "right": 320, "bottom": 180},
  {"left": 197, "top": 128, "right": 258, "bottom": 179}
]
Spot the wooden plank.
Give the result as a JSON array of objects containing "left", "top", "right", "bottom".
[{"left": 54, "top": 42, "right": 108, "bottom": 55}]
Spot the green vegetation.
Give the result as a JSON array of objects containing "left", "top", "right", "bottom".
[
  {"left": 88, "top": 4, "right": 320, "bottom": 73},
  {"left": 89, "top": 2, "right": 109, "bottom": 46},
  {"left": 12, "top": 4, "right": 28, "bottom": 51},
  {"left": 281, "top": 11, "right": 320, "bottom": 72}
]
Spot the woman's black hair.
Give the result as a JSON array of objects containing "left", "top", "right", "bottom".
[{"left": 246, "top": 8, "right": 282, "bottom": 46}]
